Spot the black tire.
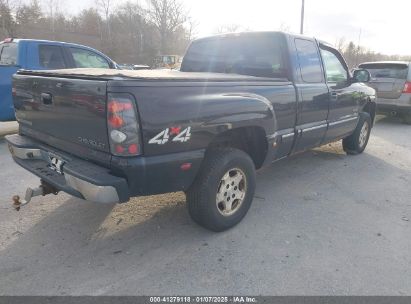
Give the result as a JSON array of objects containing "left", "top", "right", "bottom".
[
  {"left": 343, "top": 112, "right": 372, "bottom": 155},
  {"left": 401, "top": 113, "right": 411, "bottom": 125},
  {"left": 186, "top": 148, "right": 256, "bottom": 232}
]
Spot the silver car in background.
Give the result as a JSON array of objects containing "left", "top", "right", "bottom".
[{"left": 358, "top": 61, "right": 411, "bottom": 124}]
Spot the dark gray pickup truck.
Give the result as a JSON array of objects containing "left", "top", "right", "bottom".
[{"left": 7, "top": 32, "right": 376, "bottom": 231}]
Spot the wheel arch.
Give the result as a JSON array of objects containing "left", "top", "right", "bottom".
[
  {"left": 361, "top": 99, "right": 376, "bottom": 126},
  {"left": 206, "top": 126, "right": 269, "bottom": 170}
]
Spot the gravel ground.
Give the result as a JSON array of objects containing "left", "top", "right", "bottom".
[{"left": 0, "top": 116, "right": 410, "bottom": 295}]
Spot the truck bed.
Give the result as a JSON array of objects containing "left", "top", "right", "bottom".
[
  {"left": 13, "top": 68, "right": 294, "bottom": 167},
  {"left": 17, "top": 68, "right": 286, "bottom": 82}
]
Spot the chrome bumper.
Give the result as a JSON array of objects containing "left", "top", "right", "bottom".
[
  {"left": 64, "top": 173, "right": 120, "bottom": 204},
  {"left": 8, "top": 143, "right": 122, "bottom": 204}
]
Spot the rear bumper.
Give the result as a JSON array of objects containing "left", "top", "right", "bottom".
[
  {"left": 376, "top": 94, "right": 411, "bottom": 114},
  {"left": 6, "top": 134, "right": 129, "bottom": 204},
  {"left": 6, "top": 134, "right": 205, "bottom": 203}
]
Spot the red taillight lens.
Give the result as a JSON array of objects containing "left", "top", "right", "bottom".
[
  {"left": 108, "top": 101, "right": 133, "bottom": 113},
  {"left": 107, "top": 94, "right": 141, "bottom": 156},
  {"left": 403, "top": 82, "right": 411, "bottom": 93},
  {"left": 108, "top": 115, "right": 124, "bottom": 128},
  {"left": 115, "top": 145, "right": 125, "bottom": 154},
  {"left": 128, "top": 144, "right": 138, "bottom": 154}
]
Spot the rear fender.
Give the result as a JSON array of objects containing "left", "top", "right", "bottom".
[
  {"left": 200, "top": 92, "right": 276, "bottom": 135},
  {"left": 139, "top": 89, "right": 278, "bottom": 156}
]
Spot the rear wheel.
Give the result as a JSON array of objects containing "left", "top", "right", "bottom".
[
  {"left": 343, "top": 112, "right": 372, "bottom": 155},
  {"left": 186, "top": 148, "right": 256, "bottom": 232},
  {"left": 401, "top": 113, "right": 411, "bottom": 125}
]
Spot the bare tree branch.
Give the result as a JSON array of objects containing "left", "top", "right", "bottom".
[{"left": 146, "top": 0, "right": 188, "bottom": 53}]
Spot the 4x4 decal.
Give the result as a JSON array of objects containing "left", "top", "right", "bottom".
[{"left": 149, "top": 127, "right": 192, "bottom": 145}]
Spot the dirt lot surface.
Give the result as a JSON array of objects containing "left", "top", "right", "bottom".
[{"left": 0, "top": 116, "right": 410, "bottom": 295}]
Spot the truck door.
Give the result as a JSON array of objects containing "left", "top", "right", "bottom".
[
  {"left": 292, "top": 38, "right": 330, "bottom": 153},
  {"left": 319, "top": 44, "right": 359, "bottom": 142},
  {"left": 25, "top": 42, "right": 70, "bottom": 70}
]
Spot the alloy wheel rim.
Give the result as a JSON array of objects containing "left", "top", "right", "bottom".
[
  {"left": 359, "top": 121, "right": 369, "bottom": 148},
  {"left": 216, "top": 168, "right": 247, "bottom": 216}
]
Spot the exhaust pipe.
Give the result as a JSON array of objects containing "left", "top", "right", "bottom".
[{"left": 12, "top": 180, "right": 59, "bottom": 211}]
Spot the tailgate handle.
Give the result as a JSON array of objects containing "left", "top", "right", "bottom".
[{"left": 41, "top": 93, "right": 53, "bottom": 105}]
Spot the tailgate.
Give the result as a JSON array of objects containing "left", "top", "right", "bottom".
[
  {"left": 13, "top": 73, "right": 110, "bottom": 153},
  {"left": 368, "top": 78, "right": 406, "bottom": 99}
]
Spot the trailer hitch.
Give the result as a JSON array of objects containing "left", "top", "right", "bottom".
[{"left": 12, "top": 180, "right": 59, "bottom": 211}]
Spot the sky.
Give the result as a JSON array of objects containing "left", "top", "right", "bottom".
[{"left": 43, "top": 0, "right": 410, "bottom": 55}]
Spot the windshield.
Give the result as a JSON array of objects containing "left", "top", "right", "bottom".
[
  {"left": 181, "top": 33, "right": 287, "bottom": 78},
  {"left": 0, "top": 42, "right": 18, "bottom": 66},
  {"left": 359, "top": 63, "right": 408, "bottom": 79}
]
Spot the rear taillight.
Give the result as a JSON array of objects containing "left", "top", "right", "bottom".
[
  {"left": 403, "top": 82, "right": 411, "bottom": 93},
  {"left": 107, "top": 93, "right": 141, "bottom": 156}
]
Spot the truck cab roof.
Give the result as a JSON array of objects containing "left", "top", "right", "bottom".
[
  {"left": 359, "top": 61, "right": 410, "bottom": 67},
  {"left": 1, "top": 38, "right": 113, "bottom": 59},
  {"left": 195, "top": 31, "right": 330, "bottom": 45}
]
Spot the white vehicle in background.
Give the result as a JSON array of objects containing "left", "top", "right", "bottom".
[{"left": 358, "top": 61, "right": 411, "bottom": 124}]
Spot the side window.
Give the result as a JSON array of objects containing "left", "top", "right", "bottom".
[
  {"left": 295, "top": 39, "right": 323, "bottom": 83},
  {"left": 0, "top": 43, "right": 18, "bottom": 65},
  {"left": 320, "top": 47, "right": 348, "bottom": 83},
  {"left": 69, "top": 47, "right": 110, "bottom": 69},
  {"left": 39, "top": 45, "right": 67, "bottom": 69}
]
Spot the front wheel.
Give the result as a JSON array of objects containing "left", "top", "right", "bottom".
[
  {"left": 186, "top": 148, "right": 256, "bottom": 232},
  {"left": 343, "top": 112, "right": 372, "bottom": 155}
]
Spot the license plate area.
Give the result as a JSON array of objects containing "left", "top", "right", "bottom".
[{"left": 47, "top": 153, "right": 65, "bottom": 175}]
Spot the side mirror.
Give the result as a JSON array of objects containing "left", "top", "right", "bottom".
[{"left": 352, "top": 69, "right": 371, "bottom": 83}]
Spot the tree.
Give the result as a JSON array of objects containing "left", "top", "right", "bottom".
[
  {"left": 146, "top": 0, "right": 188, "bottom": 54},
  {"left": 45, "top": 0, "right": 61, "bottom": 39},
  {"left": 95, "top": 0, "right": 112, "bottom": 41},
  {"left": 336, "top": 38, "right": 411, "bottom": 69},
  {"left": 111, "top": 1, "right": 146, "bottom": 61},
  {"left": 214, "top": 24, "right": 243, "bottom": 34},
  {"left": 336, "top": 37, "right": 346, "bottom": 53},
  {"left": 185, "top": 17, "right": 198, "bottom": 42},
  {"left": 0, "top": 0, "right": 16, "bottom": 37},
  {"left": 15, "top": 0, "right": 43, "bottom": 26},
  {"left": 214, "top": 24, "right": 253, "bottom": 35},
  {"left": 77, "top": 8, "right": 102, "bottom": 37}
]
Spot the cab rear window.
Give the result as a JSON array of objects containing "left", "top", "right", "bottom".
[
  {"left": 0, "top": 43, "right": 18, "bottom": 66},
  {"left": 181, "top": 33, "right": 287, "bottom": 78},
  {"left": 359, "top": 63, "right": 408, "bottom": 79}
]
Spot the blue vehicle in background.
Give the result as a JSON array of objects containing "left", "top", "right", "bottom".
[{"left": 0, "top": 38, "right": 117, "bottom": 121}]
